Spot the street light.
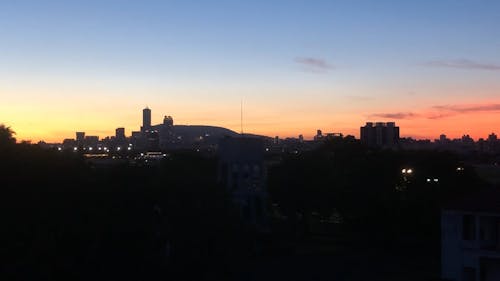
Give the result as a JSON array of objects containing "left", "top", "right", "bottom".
[{"left": 402, "top": 168, "right": 414, "bottom": 174}]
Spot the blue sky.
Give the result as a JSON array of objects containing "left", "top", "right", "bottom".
[{"left": 2, "top": 0, "right": 499, "bottom": 76}]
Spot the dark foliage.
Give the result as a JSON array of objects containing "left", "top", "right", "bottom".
[
  {"left": 0, "top": 141, "right": 253, "bottom": 280},
  {"left": 268, "top": 138, "right": 485, "bottom": 250}
]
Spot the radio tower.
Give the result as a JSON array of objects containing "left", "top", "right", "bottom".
[{"left": 240, "top": 99, "right": 243, "bottom": 135}]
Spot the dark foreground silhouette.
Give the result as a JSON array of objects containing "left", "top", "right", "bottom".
[{"left": 0, "top": 125, "right": 487, "bottom": 280}]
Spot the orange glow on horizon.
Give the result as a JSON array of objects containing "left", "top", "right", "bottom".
[
  {"left": 2, "top": 86, "right": 500, "bottom": 143},
  {"left": 4, "top": 109, "right": 500, "bottom": 143}
]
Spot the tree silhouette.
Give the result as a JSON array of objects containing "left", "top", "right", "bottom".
[{"left": 0, "top": 124, "right": 16, "bottom": 145}]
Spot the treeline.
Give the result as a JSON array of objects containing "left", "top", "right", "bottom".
[
  {"left": 0, "top": 126, "right": 254, "bottom": 280},
  {"left": 269, "top": 137, "right": 486, "bottom": 250}
]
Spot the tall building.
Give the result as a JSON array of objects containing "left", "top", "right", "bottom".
[
  {"left": 76, "top": 132, "right": 85, "bottom": 146},
  {"left": 488, "top": 133, "right": 497, "bottom": 142},
  {"left": 440, "top": 134, "right": 448, "bottom": 142},
  {"left": 158, "top": 116, "right": 174, "bottom": 149},
  {"left": 142, "top": 107, "right": 151, "bottom": 132},
  {"left": 115, "top": 127, "right": 125, "bottom": 139},
  {"left": 360, "top": 122, "right": 399, "bottom": 148},
  {"left": 116, "top": 127, "right": 125, "bottom": 138},
  {"left": 314, "top": 129, "right": 324, "bottom": 141},
  {"left": 163, "top": 115, "right": 173, "bottom": 126},
  {"left": 84, "top": 136, "right": 99, "bottom": 148}
]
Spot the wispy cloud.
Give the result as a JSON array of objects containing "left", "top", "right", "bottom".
[
  {"left": 370, "top": 112, "right": 418, "bottom": 119},
  {"left": 432, "top": 104, "right": 500, "bottom": 113},
  {"left": 369, "top": 103, "right": 500, "bottom": 120},
  {"left": 424, "top": 59, "right": 500, "bottom": 71},
  {"left": 295, "top": 57, "right": 333, "bottom": 73},
  {"left": 426, "top": 113, "right": 455, "bottom": 120}
]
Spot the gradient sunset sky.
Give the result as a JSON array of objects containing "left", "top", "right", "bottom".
[{"left": 1, "top": 0, "right": 500, "bottom": 142}]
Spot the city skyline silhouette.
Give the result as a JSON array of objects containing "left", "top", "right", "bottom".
[
  {"left": 3, "top": 103, "right": 500, "bottom": 144},
  {"left": 2, "top": 1, "right": 500, "bottom": 142}
]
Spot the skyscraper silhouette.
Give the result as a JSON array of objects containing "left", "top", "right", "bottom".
[
  {"left": 115, "top": 127, "right": 126, "bottom": 142},
  {"left": 142, "top": 107, "right": 151, "bottom": 132}
]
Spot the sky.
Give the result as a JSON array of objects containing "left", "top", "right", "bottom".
[{"left": 1, "top": 0, "right": 500, "bottom": 142}]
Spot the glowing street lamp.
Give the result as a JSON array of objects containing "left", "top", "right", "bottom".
[{"left": 402, "top": 168, "right": 413, "bottom": 174}]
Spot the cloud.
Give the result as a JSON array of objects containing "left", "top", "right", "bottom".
[
  {"left": 424, "top": 104, "right": 500, "bottom": 119},
  {"left": 432, "top": 104, "right": 500, "bottom": 113},
  {"left": 424, "top": 59, "right": 500, "bottom": 71},
  {"left": 295, "top": 57, "right": 333, "bottom": 73},
  {"left": 370, "top": 112, "right": 418, "bottom": 119},
  {"left": 368, "top": 103, "right": 500, "bottom": 120},
  {"left": 426, "top": 113, "right": 454, "bottom": 120}
]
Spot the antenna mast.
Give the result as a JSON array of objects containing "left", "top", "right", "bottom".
[{"left": 240, "top": 99, "right": 243, "bottom": 135}]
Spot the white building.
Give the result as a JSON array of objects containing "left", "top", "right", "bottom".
[
  {"left": 442, "top": 189, "right": 500, "bottom": 281},
  {"left": 218, "top": 136, "right": 268, "bottom": 228}
]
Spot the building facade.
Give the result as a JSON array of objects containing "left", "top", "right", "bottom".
[
  {"left": 442, "top": 189, "right": 500, "bottom": 281},
  {"left": 360, "top": 122, "right": 400, "bottom": 148},
  {"left": 218, "top": 137, "right": 268, "bottom": 228}
]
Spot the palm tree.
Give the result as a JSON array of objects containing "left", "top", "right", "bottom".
[{"left": 0, "top": 124, "right": 16, "bottom": 145}]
